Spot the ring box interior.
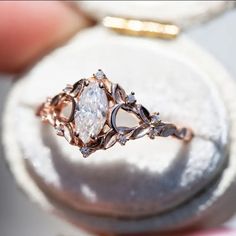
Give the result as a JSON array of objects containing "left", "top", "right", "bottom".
[{"left": 2, "top": 2, "right": 236, "bottom": 235}]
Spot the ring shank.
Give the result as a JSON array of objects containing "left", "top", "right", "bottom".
[{"left": 156, "top": 122, "right": 193, "bottom": 141}]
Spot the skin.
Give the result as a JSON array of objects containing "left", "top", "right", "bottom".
[
  {"left": 0, "top": 1, "right": 91, "bottom": 72},
  {"left": 0, "top": 1, "right": 235, "bottom": 235}
]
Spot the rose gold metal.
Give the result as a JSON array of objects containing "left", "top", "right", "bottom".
[{"left": 37, "top": 70, "right": 193, "bottom": 157}]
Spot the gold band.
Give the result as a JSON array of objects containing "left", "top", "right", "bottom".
[{"left": 103, "top": 16, "right": 180, "bottom": 40}]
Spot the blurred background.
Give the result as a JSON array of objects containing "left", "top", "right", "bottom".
[{"left": 0, "top": 2, "right": 236, "bottom": 236}]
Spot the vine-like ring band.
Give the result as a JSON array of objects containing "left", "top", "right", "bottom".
[{"left": 37, "top": 70, "right": 193, "bottom": 157}]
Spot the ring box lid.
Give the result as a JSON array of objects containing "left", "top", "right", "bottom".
[{"left": 78, "top": 1, "right": 235, "bottom": 29}]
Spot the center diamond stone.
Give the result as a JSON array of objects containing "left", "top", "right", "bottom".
[{"left": 74, "top": 81, "right": 108, "bottom": 144}]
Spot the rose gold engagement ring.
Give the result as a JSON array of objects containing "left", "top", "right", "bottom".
[{"left": 37, "top": 70, "right": 193, "bottom": 157}]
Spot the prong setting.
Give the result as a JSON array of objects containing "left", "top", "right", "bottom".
[
  {"left": 84, "top": 80, "right": 90, "bottom": 86},
  {"left": 126, "top": 92, "right": 136, "bottom": 104},
  {"left": 151, "top": 112, "right": 161, "bottom": 125},
  {"left": 99, "top": 82, "right": 104, "bottom": 88},
  {"left": 117, "top": 134, "right": 128, "bottom": 145},
  {"left": 95, "top": 69, "right": 106, "bottom": 80},
  {"left": 90, "top": 134, "right": 98, "bottom": 141}
]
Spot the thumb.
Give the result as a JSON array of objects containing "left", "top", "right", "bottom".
[{"left": 0, "top": 1, "right": 90, "bottom": 73}]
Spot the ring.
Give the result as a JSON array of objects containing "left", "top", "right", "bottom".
[{"left": 37, "top": 70, "right": 193, "bottom": 157}]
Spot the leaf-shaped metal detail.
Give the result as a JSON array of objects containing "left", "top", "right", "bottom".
[
  {"left": 58, "top": 95, "right": 75, "bottom": 123},
  {"left": 71, "top": 79, "right": 85, "bottom": 97},
  {"left": 112, "top": 84, "right": 127, "bottom": 103},
  {"left": 51, "top": 94, "right": 62, "bottom": 106},
  {"left": 138, "top": 105, "right": 151, "bottom": 123},
  {"left": 131, "top": 126, "right": 150, "bottom": 139},
  {"left": 175, "top": 127, "right": 187, "bottom": 139},
  {"left": 158, "top": 124, "right": 176, "bottom": 137},
  {"left": 104, "top": 130, "right": 117, "bottom": 149},
  {"left": 63, "top": 124, "right": 74, "bottom": 144},
  {"left": 90, "top": 136, "right": 104, "bottom": 149}
]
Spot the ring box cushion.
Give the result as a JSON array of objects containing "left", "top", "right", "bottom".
[{"left": 2, "top": 4, "right": 236, "bottom": 233}]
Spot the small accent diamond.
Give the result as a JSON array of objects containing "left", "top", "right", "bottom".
[
  {"left": 95, "top": 69, "right": 105, "bottom": 79},
  {"left": 80, "top": 146, "right": 91, "bottom": 158},
  {"left": 55, "top": 124, "right": 64, "bottom": 136},
  {"left": 126, "top": 92, "right": 136, "bottom": 104},
  {"left": 151, "top": 113, "right": 160, "bottom": 124},
  {"left": 118, "top": 134, "right": 128, "bottom": 145}
]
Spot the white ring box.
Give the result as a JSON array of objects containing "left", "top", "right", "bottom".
[
  {"left": 79, "top": 1, "right": 235, "bottom": 29},
  {"left": 2, "top": 2, "right": 236, "bottom": 235}
]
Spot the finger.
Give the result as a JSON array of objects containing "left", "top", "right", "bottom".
[
  {"left": 188, "top": 229, "right": 236, "bottom": 236},
  {"left": 0, "top": 1, "right": 90, "bottom": 73}
]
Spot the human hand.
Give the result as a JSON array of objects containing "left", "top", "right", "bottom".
[{"left": 0, "top": 1, "right": 91, "bottom": 73}]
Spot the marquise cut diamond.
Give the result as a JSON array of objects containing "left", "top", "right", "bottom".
[{"left": 74, "top": 81, "right": 108, "bottom": 144}]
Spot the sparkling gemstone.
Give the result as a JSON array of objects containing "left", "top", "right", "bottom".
[
  {"left": 151, "top": 113, "right": 160, "bottom": 124},
  {"left": 74, "top": 81, "right": 108, "bottom": 144},
  {"left": 118, "top": 134, "right": 127, "bottom": 145},
  {"left": 80, "top": 146, "right": 91, "bottom": 158},
  {"left": 55, "top": 124, "right": 64, "bottom": 136},
  {"left": 126, "top": 92, "right": 136, "bottom": 104},
  {"left": 95, "top": 70, "right": 105, "bottom": 79}
]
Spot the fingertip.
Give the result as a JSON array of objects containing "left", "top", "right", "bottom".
[
  {"left": 188, "top": 229, "right": 236, "bottom": 236},
  {"left": 0, "top": 1, "right": 90, "bottom": 73}
]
